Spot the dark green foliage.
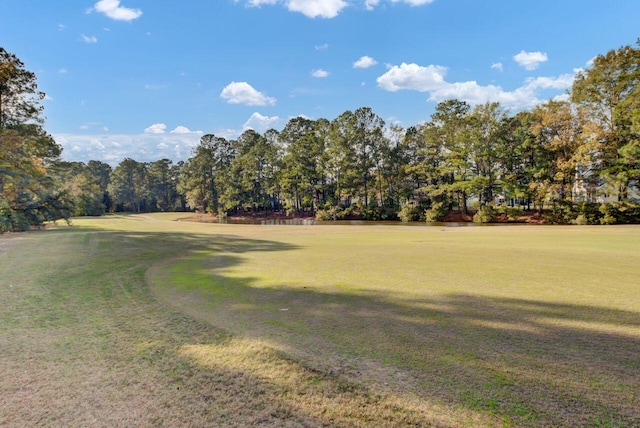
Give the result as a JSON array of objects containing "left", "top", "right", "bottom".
[
  {"left": 52, "top": 160, "right": 112, "bottom": 216},
  {"left": 0, "top": 48, "right": 70, "bottom": 231},
  {"left": 496, "top": 205, "right": 524, "bottom": 221},
  {"left": 599, "top": 201, "right": 640, "bottom": 224},
  {"left": 572, "top": 43, "right": 640, "bottom": 202},
  {"left": 425, "top": 202, "right": 448, "bottom": 222},
  {"left": 4, "top": 43, "right": 640, "bottom": 227},
  {"left": 397, "top": 203, "right": 421, "bottom": 222},
  {"left": 473, "top": 205, "right": 496, "bottom": 224},
  {"left": 315, "top": 206, "right": 344, "bottom": 221}
]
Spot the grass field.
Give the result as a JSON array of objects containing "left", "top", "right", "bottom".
[{"left": 1, "top": 214, "right": 639, "bottom": 427}]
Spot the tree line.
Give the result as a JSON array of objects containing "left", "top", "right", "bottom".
[{"left": 2, "top": 43, "right": 639, "bottom": 232}]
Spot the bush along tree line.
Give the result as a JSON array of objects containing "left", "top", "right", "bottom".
[{"left": 1, "top": 43, "right": 639, "bottom": 232}]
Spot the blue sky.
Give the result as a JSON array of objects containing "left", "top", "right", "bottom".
[{"left": 2, "top": 0, "right": 639, "bottom": 165}]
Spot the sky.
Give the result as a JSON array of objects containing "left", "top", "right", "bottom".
[{"left": 1, "top": 0, "right": 639, "bottom": 165}]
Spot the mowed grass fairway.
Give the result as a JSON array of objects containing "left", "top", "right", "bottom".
[{"left": 1, "top": 215, "right": 639, "bottom": 427}]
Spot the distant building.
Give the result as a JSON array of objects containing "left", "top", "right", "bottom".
[{"left": 573, "top": 166, "right": 639, "bottom": 203}]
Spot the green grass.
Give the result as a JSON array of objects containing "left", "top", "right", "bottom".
[{"left": 2, "top": 214, "right": 640, "bottom": 426}]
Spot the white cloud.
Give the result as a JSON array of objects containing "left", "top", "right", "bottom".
[
  {"left": 237, "top": 0, "right": 438, "bottom": 16},
  {"left": 144, "top": 123, "right": 167, "bottom": 134},
  {"left": 170, "top": 126, "right": 202, "bottom": 134},
  {"left": 220, "top": 81, "right": 276, "bottom": 106},
  {"left": 58, "top": 23, "right": 65, "bottom": 31},
  {"left": 93, "top": 0, "right": 143, "bottom": 22},
  {"left": 215, "top": 128, "right": 243, "bottom": 140},
  {"left": 553, "top": 93, "right": 571, "bottom": 103},
  {"left": 315, "top": 43, "right": 329, "bottom": 50},
  {"left": 513, "top": 50, "right": 548, "bottom": 70},
  {"left": 55, "top": 132, "right": 202, "bottom": 166},
  {"left": 291, "top": 113, "right": 312, "bottom": 120},
  {"left": 80, "top": 34, "right": 98, "bottom": 43},
  {"left": 311, "top": 69, "right": 330, "bottom": 78},
  {"left": 377, "top": 62, "right": 576, "bottom": 110},
  {"left": 58, "top": 68, "right": 68, "bottom": 74},
  {"left": 243, "top": 112, "right": 280, "bottom": 132},
  {"left": 246, "top": 0, "right": 278, "bottom": 6},
  {"left": 286, "top": 0, "right": 347, "bottom": 18},
  {"left": 524, "top": 74, "right": 575, "bottom": 91},
  {"left": 353, "top": 55, "right": 378, "bottom": 69},
  {"left": 206, "top": 113, "right": 281, "bottom": 141},
  {"left": 376, "top": 63, "right": 448, "bottom": 92},
  {"left": 238, "top": 0, "right": 347, "bottom": 18},
  {"left": 491, "top": 62, "right": 503, "bottom": 72},
  {"left": 365, "top": 0, "right": 380, "bottom": 10}
]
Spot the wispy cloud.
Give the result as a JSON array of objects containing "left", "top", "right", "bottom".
[
  {"left": 245, "top": 0, "right": 278, "bottom": 6},
  {"left": 390, "top": 0, "right": 436, "bottom": 5},
  {"left": 236, "top": 0, "right": 437, "bottom": 17},
  {"left": 144, "top": 83, "right": 167, "bottom": 91},
  {"left": 80, "top": 34, "right": 98, "bottom": 43},
  {"left": 364, "top": 0, "right": 380, "bottom": 10}
]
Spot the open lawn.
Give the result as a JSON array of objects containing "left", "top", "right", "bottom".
[{"left": 1, "top": 214, "right": 639, "bottom": 427}]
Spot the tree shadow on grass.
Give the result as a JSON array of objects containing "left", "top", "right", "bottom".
[
  {"left": 34, "top": 224, "right": 639, "bottom": 426},
  {"left": 152, "top": 248, "right": 640, "bottom": 427},
  {"left": 4, "top": 225, "right": 358, "bottom": 427}
]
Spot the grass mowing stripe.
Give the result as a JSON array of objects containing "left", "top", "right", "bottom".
[
  {"left": 2, "top": 218, "right": 479, "bottom": 427},
  {"left": 149, "top": 219, "right": 640, "bottom": 427}
]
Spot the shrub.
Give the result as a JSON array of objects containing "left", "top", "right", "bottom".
[
  {"left": 362, "top": 206, "right": 389, "bottom": 221},
  {"left": 425, "top": 202, "right": 448, "bottom": 222},
  {"left": 576, "top": 202, "right": 602, "bottom": 225},
  {"left": 473, "top": 205, "right": 496, "bottom": 224},
  {"left": 315, "top": 206, "right": 344, "bottom": 221},
  {"left": 599, "top": 201, "right": 640, "bottom": 224},
  {"left": 496, "top": 205, "right": 524, "bottom": 221},
  {"left": 398, "top": 203, "right": 420, "bottom": 222},
  {"left": 543, "top": 201, "right": 578, "bottom": 224},
  {"left": 572, "top": 214, "right": 589, "bottom": 225}
]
